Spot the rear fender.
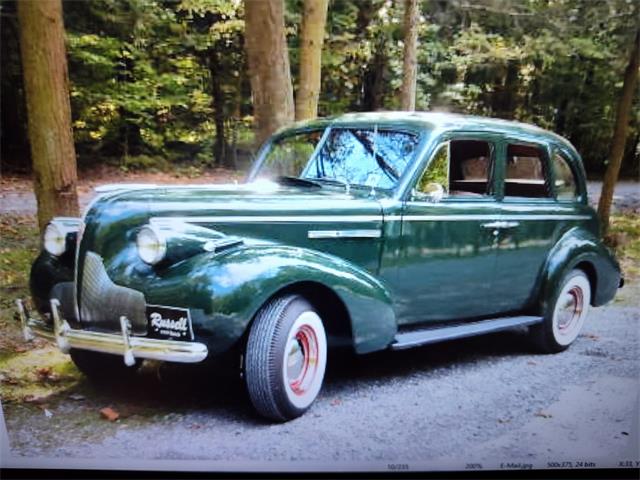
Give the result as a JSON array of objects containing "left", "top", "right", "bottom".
[{"left": 538, "top": 227, "right": 621, "bottom": 311}]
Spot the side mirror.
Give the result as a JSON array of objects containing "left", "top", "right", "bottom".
[{"left": 411, "top": 183, "right": 445, "bottom": 203}]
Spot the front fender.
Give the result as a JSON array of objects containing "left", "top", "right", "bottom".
[
  {"left": 146, "top": 245, "right": 397, "bottom": 355},
  {"left": 539, "top": 227, "right": 621, "bottom": 310}
]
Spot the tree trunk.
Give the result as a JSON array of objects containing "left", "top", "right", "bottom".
[
  {"left": 597, "top": 28, "right": 640, "bottom": 234},
  {"left": 362, "top": 38, "right": 388, "bottom": 111},
  {"left": 17, "top": 0, "right": 78, "bottom": 231},
  {"left": 209, "top": 49, "right": 227, "bottom": 167},
  {"left": 295, "top": 0, "right": 329, "bottom": 121},
  {"left": 400, "top": 0, "right": 419, "bottom": 111},
  {"left": 244, "top": 0, "right": 294, "bottom": 146}
]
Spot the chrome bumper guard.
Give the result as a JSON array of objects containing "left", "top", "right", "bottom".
[{"left": 15, "top": 299, "right": 208, "bottom": 365}]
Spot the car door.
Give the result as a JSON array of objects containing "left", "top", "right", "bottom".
[
  {"left": 491, "top": 138, "right": 564, "bottom": 312},
  {"left": 393, "top": 134, "right": 501, "bottom": 326}
]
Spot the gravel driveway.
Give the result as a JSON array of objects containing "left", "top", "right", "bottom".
[
  {"left": 2, "top": 281, "right": 638, "bottom": 472},
  {"left": 1, "top": 180, "right": 639, "bottom": 214}
]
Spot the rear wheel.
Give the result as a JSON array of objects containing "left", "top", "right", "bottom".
[
  {"left": 70, "top": 349, "right": 142, "bottom": 380},
  {"left": 245, "top": 294, "right": 327, "bottom": 421},
  {"left": 531, "top": 269, "right": 591, "bottom": 353}
]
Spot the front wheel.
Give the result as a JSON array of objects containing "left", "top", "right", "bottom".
[
  {"left": 531, "top": 269, "right": 591, "bottom": 353},
  {"left": 244, "top": 295, "right": 327, "bottom": 421}
]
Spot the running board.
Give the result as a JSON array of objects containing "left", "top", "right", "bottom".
[{"left": 391, "top": 315, "right": 543, "bottom": 351}]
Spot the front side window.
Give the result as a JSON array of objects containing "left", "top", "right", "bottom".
[
  {"left": 552, "top": 151, "right": 578, "bottom": 200},
  {"left": 417, "top": 142, "right": 449, "bottom": 194},
  {"left": 504, "top": 143, "right": 551, "bottom": 198},
  {"left": 257, "top": 130, "right": 325, "bottom": 179},
  {"left": 304, "top": 128, "right": 420, "bottom": 189},
  {"left": 416, "top": 139, "right": 494, "bottom": 198}
]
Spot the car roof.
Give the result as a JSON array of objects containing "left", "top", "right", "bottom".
[{"left": 291, "top": 111, "right": 577, "bottom": 154}]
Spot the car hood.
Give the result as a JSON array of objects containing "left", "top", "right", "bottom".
[
  {"left": 80, "top": 182, "right": 387, "bottom": 271},
  {"left": 87, "top": 181, "right": 386, "bottom": 223}
]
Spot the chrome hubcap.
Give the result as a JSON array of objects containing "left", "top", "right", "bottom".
[
  {"left": 556, "top": 286, "right": 583, "bottom": 333},
  {"left": 285, "top": 325, "right": 319, "bottom": 396}
]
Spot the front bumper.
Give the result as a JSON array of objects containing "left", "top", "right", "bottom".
[{"left": 16, "top": 299, "right": 208, "bottom": 365}]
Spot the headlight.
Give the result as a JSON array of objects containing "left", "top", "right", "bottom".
[
  {"left": 136, "top": 225, "right": 166, "bottom": 265},
  {"left": 43, "top": 223, "right": 67, "bottom": 256},
  {"left": 43, "top": 218, "right": 81, "bottom": 256}
]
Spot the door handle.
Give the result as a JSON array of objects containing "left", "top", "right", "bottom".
[
  {"left": 501, "top": 221, "right": 520, "bottom": 229},
  {"left": 481, "top": 221, "right": 503, "bottom": 229},
  {"left": 481, "top": 221, "right": 520, "bottom": 229}
]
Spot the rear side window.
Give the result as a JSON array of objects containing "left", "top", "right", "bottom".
[
  {"left": 504, "top": 144, "right": 551, "bottom": 198},
  {"left": 552, "top": 152, "right": 578, "bottom": 200}
]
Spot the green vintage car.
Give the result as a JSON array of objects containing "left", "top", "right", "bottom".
[{"left": 18, "top": 112, "right": 622, "bottom": 421}]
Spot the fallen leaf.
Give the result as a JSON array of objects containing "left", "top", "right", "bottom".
[
  {"left": 23, "top": 394, "right": 50, "bottom": 405},
  {"left": 35, "top": 367, "right": 60, "bottom": 383},
  {"left": 534, "top": 411, "right": 552, "bottom": 419},
  {"left": 14, "top": 345, "right": 28, "bottom": 353},
  {"left": 189, "top": 424, "right": 202, "bottom": 430},
  {"left": 100, "top": 407, "right": 120, "bottom": 422},
  {"left": 527, "top": 360, "right": 538, "bottom": 366},
  {"left": 36, "top": 367, "right": 52, "bottom": 378},
  {"left": 497, "top": 418, "right": 511, "bottom": 424}
]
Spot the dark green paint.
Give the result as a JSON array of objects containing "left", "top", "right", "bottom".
[{"left": 29, "top": 113, "right": 622, "bottom": 359}]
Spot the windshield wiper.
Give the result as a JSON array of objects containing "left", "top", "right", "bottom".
[
  {"left": 276, "top": 176, "right": 322, "bottom": 188},
  {"left": 314, "top": 176, "right": 351, "bottom": 194}
]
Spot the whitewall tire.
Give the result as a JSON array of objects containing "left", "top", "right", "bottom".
[
  {"left": 245, "top": 294, "right": 327, "bottom": 421},
  {"left": 531, "top": 269, "right": 591, "bottom": 353}
]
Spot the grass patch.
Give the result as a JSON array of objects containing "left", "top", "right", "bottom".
[
  {"left": 0, "top": 214, "right": 40, "bottom": 355},
  {"left": 0, "top": 345, "right": 81, "bottom": 404},
  {"left": 608, "top": 213, "right": 640, "bottom": 277},
  {"left": 0, "top": 214, "right": 80, "bottom": 404}
]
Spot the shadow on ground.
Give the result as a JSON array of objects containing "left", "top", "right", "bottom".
[{"left": 33, "top": 327, "right": 534, "bottom": 424}]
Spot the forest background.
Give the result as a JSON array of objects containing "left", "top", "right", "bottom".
[{"left": 2, "top": 0, "right": 638, "bottom": 179}]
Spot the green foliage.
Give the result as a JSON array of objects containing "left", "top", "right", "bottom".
[
  {"left": 63, "top": 0, "right": 249, "bottom": 168},
  {"left": 2, "top": 0, "right": 638, "bottom": 176},
  {"left": 410, "top": 0, "right": 639, "bottom": 175}
]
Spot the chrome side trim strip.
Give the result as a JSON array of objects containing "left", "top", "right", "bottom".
[
  {"left": 152, "top": 213, "right": 589, "bottom": 225},
  {"left": 308, "top": 229, "right": 381, "bottom": 239},
  {"left": 152, "top": 215, "right": 383, "bottom": 224}
]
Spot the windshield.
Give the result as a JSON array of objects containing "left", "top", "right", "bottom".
[{"left": 252, "top": 127, "right": 421, "bottom": 190}]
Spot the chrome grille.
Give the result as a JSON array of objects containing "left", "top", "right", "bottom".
[{"left": 79, "top": 251, "right": 147, "bottom": 334}]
